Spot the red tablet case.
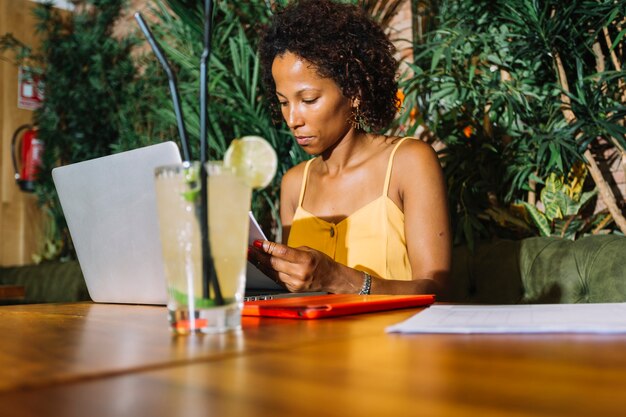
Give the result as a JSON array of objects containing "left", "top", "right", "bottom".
[{"left": 242, "top": 294, "right": 435, "bottom": 319}]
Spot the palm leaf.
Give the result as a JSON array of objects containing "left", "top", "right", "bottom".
[{"left": 358, "top": 0, "right": 409, "bottom": 29}]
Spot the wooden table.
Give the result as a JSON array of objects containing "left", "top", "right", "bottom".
[{"left": 1, "top": 302, "right": 626, "bottom": 417}]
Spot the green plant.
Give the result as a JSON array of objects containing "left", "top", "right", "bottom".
[
  {"left": 395, "top": 0, "right": 626, "bottom": 246},
  {"left": 520, "top": 162, "right": 605, "bottom": 239}
]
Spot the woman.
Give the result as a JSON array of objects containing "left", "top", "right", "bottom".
[{"left": 252, "top": 0, "right": 450, "bottom": 297}]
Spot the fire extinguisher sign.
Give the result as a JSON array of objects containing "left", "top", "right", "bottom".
[{"left": 17, "top": 66, "right": 44, "bottom": 110}]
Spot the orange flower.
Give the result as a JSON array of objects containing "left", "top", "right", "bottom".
[
  {"left": 396, "top": 89, "right": 405, "bottom": 110},
  {"left": 462, "top": 125, "right": 473, "bottom": 138},
  {"left": 409, "top": 108, "right": 417, "bottom": 121}
]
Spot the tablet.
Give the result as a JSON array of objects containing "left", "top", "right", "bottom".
[{"left": 242, "top": 293, "right": 435, "bottom": 319}]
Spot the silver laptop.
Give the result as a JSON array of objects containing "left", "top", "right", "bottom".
[
  {"left": 53, "top": 142, "right": 285, "bottom": 305},
  {"left": 52, "top": 142, "right": 182, "bottom": 304}
]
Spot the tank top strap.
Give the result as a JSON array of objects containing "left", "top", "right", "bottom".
[
  {"left": 298, "top": 157, "right": 317, "bottom": 207},
  {"left": 383, "top": 137, "right": 411, "bottom": 197}
]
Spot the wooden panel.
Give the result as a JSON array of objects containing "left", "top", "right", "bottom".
[
  {"left": 0, "top": 285, "right": 25, "bottom": 300},
  {"left": 0, "top": 0, "right": 45, "bottom": 266}
]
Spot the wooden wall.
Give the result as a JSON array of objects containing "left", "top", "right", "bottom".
[{"left": 0, "top": 0, "right": 45, "bottom": 266}]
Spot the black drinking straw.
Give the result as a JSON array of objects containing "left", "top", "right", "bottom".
[
  {"left": 135, "top": 9, "right": 223, "bottom": 304},
  {"left": 199, "top": 0, "right": 224, "bottom": 304},
  {"left": 134, "top": 12, "right": 190, "bottom": 162}
]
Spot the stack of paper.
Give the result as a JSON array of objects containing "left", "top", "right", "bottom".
[{"left": 386, "top": 303, "right": 626, "bottom": 334}]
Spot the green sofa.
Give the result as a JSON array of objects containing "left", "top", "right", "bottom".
[
  {"left": 1, "top": 235, "right": 625, "bottom": 305},
  {"left": 0, "top": 261, "right": 89, "bottom": 304},
  {"left": 449, "top": 235, "right": 626, "bottom": 304}
]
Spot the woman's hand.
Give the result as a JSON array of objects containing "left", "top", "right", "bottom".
[
  {"left": 250, "top": 240, "right": 345, "bottom": 293},
  {"left": 248, "top": 239, "right": 443, "bottom": 296}
]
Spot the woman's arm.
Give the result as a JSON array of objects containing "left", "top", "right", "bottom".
[{"left": 382, "top": 139, "right": 451, "bottom": 296}]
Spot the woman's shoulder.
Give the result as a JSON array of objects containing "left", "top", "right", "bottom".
[
  {"left": 386, "top": 136, "right": 440, "bottom": 175},
  {"left": 385, "top": 136, "right": 437, "bottom": 160}
]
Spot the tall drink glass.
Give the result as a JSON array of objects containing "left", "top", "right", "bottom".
[{"left": 154, "top": 161, "right": 251, "bottom": 334}]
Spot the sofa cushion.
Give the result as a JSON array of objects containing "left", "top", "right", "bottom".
[
  {"left": 450, "top": 235, "right": 626, "bottom": 304},
  {"left": 520, "top": 235, "right": 626, "bottom": 303},
  {"left": 0, "top": 261, "right": 89, "bottom": 304}
]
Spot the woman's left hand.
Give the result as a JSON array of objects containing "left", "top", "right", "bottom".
[{"left": 250, "top": 240, "right": 341, "bottom": 293}]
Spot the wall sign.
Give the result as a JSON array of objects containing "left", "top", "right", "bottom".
[{"left": 17, "top": 66, "right": 44, "bottom": 110}]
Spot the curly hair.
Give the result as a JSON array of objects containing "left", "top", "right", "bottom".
[{"left": 259, "top": 0, "right": 399, "bottom": 132}]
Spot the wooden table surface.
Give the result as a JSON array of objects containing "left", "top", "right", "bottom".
[{"left": 1, "top": 302, "right": 626, "bottom": 417}]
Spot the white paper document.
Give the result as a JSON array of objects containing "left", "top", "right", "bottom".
[{"left": 386, "top": 303, "right": 626, "bottom": 334}]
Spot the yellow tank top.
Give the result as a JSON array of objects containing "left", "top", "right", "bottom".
[{"left": 287, "top": 138, "right": 413, "bottom": 280}]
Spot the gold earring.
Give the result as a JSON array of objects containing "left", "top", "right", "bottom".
[{"left": 350, "top": 104, "right": 367, "bottom": 131}]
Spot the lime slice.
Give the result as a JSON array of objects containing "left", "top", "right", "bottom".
[{"left": 223, "top": 136, "right": 277, "bottom": 189}]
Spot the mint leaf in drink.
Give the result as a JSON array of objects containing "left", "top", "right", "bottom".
[
  {"left": 180, "top": 163, "right": 200, "bottom": 202},
  {"left": 169, "top": 287, "right": 233, "bottom": 308}
]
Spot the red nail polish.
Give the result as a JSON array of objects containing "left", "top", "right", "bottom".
[{"left": 253, "top": 240, "right": 264, "bottom": 249}]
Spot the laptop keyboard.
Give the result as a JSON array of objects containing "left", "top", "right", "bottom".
[{"left": 244, "top": 292, "right": 328, "bottom": 302}]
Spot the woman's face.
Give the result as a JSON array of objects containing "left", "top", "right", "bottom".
[{"left": 272, "top": 52, "right": 353, "bottom": 155}]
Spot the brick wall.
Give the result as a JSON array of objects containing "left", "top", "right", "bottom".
[{"left": 388, "top": 1, "right": 414, "bottom": 65}]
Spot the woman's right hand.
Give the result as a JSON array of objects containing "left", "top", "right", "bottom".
[{"left": 250, "top": 240, "right": 355, "bottom": 293}]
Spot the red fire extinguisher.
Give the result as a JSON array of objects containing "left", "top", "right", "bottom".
[{"left": 11, "top": 124, "right": 44, "bottom": 192}]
